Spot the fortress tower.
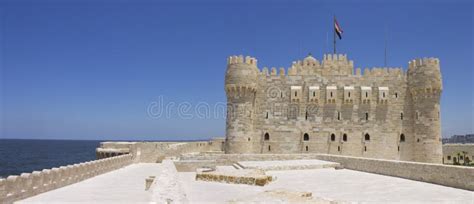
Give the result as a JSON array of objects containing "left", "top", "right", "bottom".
[
  {"left": 407, "top": 58, "right": 443, "bottom": 163},
  {"left": 224, "top": 53, "right": 443, "bottom": 163},
  {"left": 224, "top": 55, "right": 259, "bottom": 153}
]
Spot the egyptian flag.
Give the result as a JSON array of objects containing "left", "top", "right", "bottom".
[{"left": 334, "top": 18, "right": 343, "bottom": 39}]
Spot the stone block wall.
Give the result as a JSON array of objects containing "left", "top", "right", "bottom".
[
  {"left": 225, "top": 54, "right": 443, "bottom": 164},
  {"left": 0, "top": 154, "right": 133, "bottom": 204},
  {"left": 313, "top": 154, "right": 474, "bottom": 191},
  {"left": 96, "top": 138, "right": 225, "bottom": 163},
  {"left": 442, "top": 144, "right": 474, "bottom": 165}
]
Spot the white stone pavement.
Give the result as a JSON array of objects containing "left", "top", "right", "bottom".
[
  {"left": 16, "top": 162, "right": 474, "bottom": 203},
  {"left": 17, "top": 163, "right": 162, "bottom": 204},
  {"left": 179, "top": 168, "right": 474, "bottom": 203}
]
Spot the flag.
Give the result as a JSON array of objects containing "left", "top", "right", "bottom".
[{"left": 334, "top": 18, "right": 343, "bottom": 40}]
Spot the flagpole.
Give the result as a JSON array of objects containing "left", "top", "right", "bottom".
[
  {"left": 384, "top": 25, "right": 387, "bottom": 67},
  {"left": 333, "top": 15, "right": 336, "bottom": 54}
]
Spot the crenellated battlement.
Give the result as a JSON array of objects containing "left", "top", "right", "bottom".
[
  {"left": 227, "top": 55, "right": 258, "bottom": 67},
  {"left": 224, "top": 52, "right": 443, "bottom": 164},
  {"left": 408, "top": 57, "right": 440, "bottom": 69}
]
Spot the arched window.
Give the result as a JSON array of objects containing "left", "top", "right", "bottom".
[
  {"left": 330, "top": 134, "right": 336, "bottom": 141},
  {"left": 264, "top": 133, "right": 270, "bottom": 141},
  {"left": 330, "top": 92, "right": 333, "bottom": 97},
  {"left": 305, "top": 111, "right": 308, "bottom": 120},
  {"left": 400, "top": 134, "right": 405, "bottom": 142},
  {"left": 348, "top": 92, "right": 351, "bottom": 97},
  {"left": 337, "top": 112, "right": 341, "bottom": 120},
  {"left": 365, "top": 112, "right": 369, "bottom": 120},
  {"left": 295, "top": 91, "right": 297, "bottom": 97},
  {"left": 364, "top": 133, "right": 370, "bottom": 141},
  {"left": 383, "top": 92, "right": 385, "bottom": 98},
  {"left": 400, "top": 112, "right": 404, "bottom": 120},
  {"left": 303, "top": 133, "right": 309, "bottom": 141},
  {"left": 305, "top": 146, "right": 309, "bottom": 151},
  {"left": 366, "top": 92, "right": 368, "bottom": 98},
  {"left": 313, "top": 92, "right": 316, "bottom": 97},
  {"left": 343, "top": 134, "right": 347, "bottom": 142}
]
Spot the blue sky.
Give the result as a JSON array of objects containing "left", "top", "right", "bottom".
[{"left": 0, "top": 0, "right": 472, "bottom": 140}]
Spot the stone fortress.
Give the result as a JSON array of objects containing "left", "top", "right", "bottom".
[
  {"left": 3, "top": 54, "right": 474, "bottom": 204},
  {"left": 225, "top": 53, "right": 443, "bottom": 163}
]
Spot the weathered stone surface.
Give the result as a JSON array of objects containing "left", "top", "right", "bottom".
[
  {"left": 225, "top": 54, "right": 443, "bottom": 164},
  {"left": 196, "top": 168, "right": 272, "bottom": 186}
]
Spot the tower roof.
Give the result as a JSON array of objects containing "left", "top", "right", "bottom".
[{"left": 303, "top": 53, "right": 317, "bottom": 62}]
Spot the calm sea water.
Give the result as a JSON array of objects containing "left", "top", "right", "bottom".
[{"left": 0, "top": 139, "right": 101, "bottom": 178}]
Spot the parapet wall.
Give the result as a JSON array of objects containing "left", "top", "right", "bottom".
[
  {"left": 313, "top": 154, "right": 474, "bottom": 191},
  {"left": 0, "top": 154, "right": 133, "bottom": 204},
  {"left": 97, "top": 138, "right": 225, "bottom": 163}
]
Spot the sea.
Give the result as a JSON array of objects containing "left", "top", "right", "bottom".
[{"left": 0, "top": 139, "right": 101, "bottom": 179}]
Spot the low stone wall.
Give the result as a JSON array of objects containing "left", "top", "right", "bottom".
[
  {"left": 313, "top": 154, "right": 474, "bottom": 191},
  {"left": 196, "top": 170, "right": 273, "bottom": 186},
  {"left": 0, "top": 154, "right": 133, "bottom": 204}
]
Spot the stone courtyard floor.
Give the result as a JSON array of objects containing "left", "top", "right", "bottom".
[
  {"left": 17, "top": 162, "right": 474, "bottom": 203},
  {"left": 17, "top": 163, "right": 162, "bottom": 204}
]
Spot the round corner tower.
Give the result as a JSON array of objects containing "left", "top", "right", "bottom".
[
  {"left": 224, "top": 55, "right": 259, "bottom": 154},
  {"left": 407, "top": 58, "right": 443, "bottom": 163}
]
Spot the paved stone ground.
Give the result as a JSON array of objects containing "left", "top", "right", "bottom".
[
  {"left": 178, "top": 168, "right": 474, "bottom": 203},
  {"left": 17, "top": 163, "right": 162, "bottom": 204},
  {"left": 15, "top": 162, "right": 474, "bottom": 203}
]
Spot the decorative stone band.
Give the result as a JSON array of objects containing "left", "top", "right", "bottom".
[{"left": 0, "top": 154, "right": 133, "bottom": 204}]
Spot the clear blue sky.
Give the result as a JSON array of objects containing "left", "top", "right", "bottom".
[{"left": 0, "top": 0, "right": 472, "bottom": 140}]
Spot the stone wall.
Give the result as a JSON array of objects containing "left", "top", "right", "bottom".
[
  {"left": 0, "top": 154, "right": 133, "bottom": 204},
  {"left": 313, "top": 154, "right": 473, "bottom": 191},
  {"left": 443, "top": 144, "right": 474, "bottom": 165},
  {"left": 97, "top": 138, "right": 225, "bottom": 163},
  {"left": 224, "top": 54, "right": 443, "bottom": 164}
]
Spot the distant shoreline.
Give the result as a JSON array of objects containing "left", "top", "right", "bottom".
[{"left": 0, "top": 138, "right": 214, "bottom": 142}]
